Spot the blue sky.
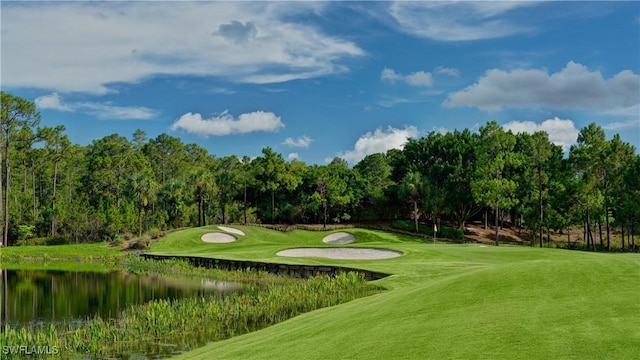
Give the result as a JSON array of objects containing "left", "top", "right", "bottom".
[{"left": 2, "top": 1, "right": 639, "bottom": 165}]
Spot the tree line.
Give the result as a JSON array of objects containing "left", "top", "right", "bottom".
[{"left": 1, "top": 91, "right": 638, "bottom": 250}]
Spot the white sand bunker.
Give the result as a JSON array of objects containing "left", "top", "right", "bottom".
[
  {"left": 201, "top": 232, "right": 236, "bottom": 243},
  {"left": 277, "top": 248, "right": 401, "bottom": 260},
  {"left": 323, "top": 232, "right": 355, "bottom": 245},
  {"left": 218, "top": 226, "right": 245, "bottom": 236}
]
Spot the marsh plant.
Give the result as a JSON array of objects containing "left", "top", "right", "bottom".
[{"left": 1, "top": 259, "right": 380, "bottom": 359}]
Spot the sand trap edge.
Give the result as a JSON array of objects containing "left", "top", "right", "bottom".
[
  {"left": 322, "top": 232, "right": 355, "bottom": 245},
  {"left": 201, "top": 232, "right": 237, "bottom": 243},
  {"left": 217, "top": 226, "right": 245, "bottom": 236},
  {"left": 276, "top": 247, "right": 402, "bottom": 260}
]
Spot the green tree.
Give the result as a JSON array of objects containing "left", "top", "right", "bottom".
[
  {"left": 159, "top": 180, "right": 187, "bottom": 228},
  {"left": 471, "top": 121, "right": 519, "bottom": 246},
  {"left": 570, "top": 123, "right": 607, "bottom": 250},
  {"left": 254, "top": 147, "right": 301, "bottom": 224},
  {"left": 143, "top": 133, "right": 185, "bottom": 186},
  {"left": 126, "top": 172, "right": 157, "bottom": 235},
  {"left": 215, "top": 156, "right": 241, "bottom": 224},
  {"left": 0, "top": 92, "right": 41, "bottom": 246},
  {"left": 240, "top": 156, "right": 253, "bottom": 225},
  {"left": 132, "top": 129, "right": 147, "bottom": 151},
  {"left": 621, "top": 155, "right": 640, "bottom": 250},
  {"left": 517, "top": 131, "right": 555, "bottom": 247},
  {"left": 354, "top": 153, "right": 394, "bottom": 220},
  {"left": 37, "top": 125, "right": 70, "bottom": 236},
  {"left": 399, "top": 171, "right": 424, "bottom": 232}
]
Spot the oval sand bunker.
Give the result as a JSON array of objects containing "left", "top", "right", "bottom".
[
  {"left": 201, "top": 232, "right": 236, "bottom": 243},
  {"left": 323, "top": 232, "right": 355, "bottom": 245},
  {"left": 277, "top": 248, "right": 401, "bottom": 260}
]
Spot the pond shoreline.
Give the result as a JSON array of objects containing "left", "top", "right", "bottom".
[{"left": 141, "top": 253, "right": 390, "bottom": 281}]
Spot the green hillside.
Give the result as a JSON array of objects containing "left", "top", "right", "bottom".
[{"left": 147, "top": 225, "right": 640, "bottom": 359}]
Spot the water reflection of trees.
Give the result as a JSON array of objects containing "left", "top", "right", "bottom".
[{"left": 0, "top": 269, "right": 238, "bottom": 326}]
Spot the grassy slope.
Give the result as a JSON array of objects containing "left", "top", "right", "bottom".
[
  {"left": 152, "top": 225, "right": 640, "bottom": 359},
  {"left": 0, "top": 242, "right": 118, "bottom": 258}
]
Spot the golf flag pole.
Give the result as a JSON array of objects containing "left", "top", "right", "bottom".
[{"left": 433, "top": 222, "right": 437, "bottom": 246}]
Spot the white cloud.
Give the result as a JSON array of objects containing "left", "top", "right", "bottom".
[
  {"left": 389, "top": 2, "right": 537, "bottom": 41},
  {"left": 406, "top": 71, "right": 433, "bottom": 87},
  {"left": 287, "top": 153, "right": 299, "bottom": 161},
  {"left": 431, "top": 126, "right": 449, "bottom": 135},
  {"left": 282, "top": 135, "right": 313, "bottom": 148},
  {"left": 444, "top": 62, "right": 640, "bottom": 113},
  {"left": 35, "top": 93, "right": 74, "bottom": 112},
  {"left": 2, "top": 2, "right": 364, "bottom": 94},
  {"left": 78, "top": 102, "right": 157, "bottom": 120},
  {"left": 381, "top": 68, "right": 433, "bottom": 87},
  {"left": 602, "top": 119, "right": 640, "bottom": 131},
  {"left": 376, "top": 96, "right": 415, "bottom": 108},
  {"left": 35, "top": 93, "right": 156, "bottom": 120},
  {"left": 336, "top": 126, "right": 419, "bottom": 164},
  {"left": 170, "top": 110, "right": 284, "bottom": 136},
  {"left": 434, "top": 66, "right": 460, "bottom": 77},
  {"left": 210, "top": 87, "right": 237, "bottom": 95},
  {"left": 503, "top": 117, "right": 580, "bottom": 152},
  {"left": 381, "top": 68, "right": 402, "bottom": 82}
]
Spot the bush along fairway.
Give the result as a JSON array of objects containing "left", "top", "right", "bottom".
[{"left": 144, "top": 225, "right": 640, "bottom": 360}]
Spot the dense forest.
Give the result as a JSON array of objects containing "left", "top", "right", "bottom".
[{"left": 1, "top": 91, "right": 639, "bottom": 250}]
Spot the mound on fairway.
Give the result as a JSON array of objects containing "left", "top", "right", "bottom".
[
  {"left": 218, "top": 226, "right": 245, "bottom": 236},
  {"left": 322, "top": 232, "right": 355, "bottom": 245},
  {"left": 277, "top": 247, "right": 401, "bottom": 260},
  {"left": 201, "top": 232, "right": 236, "bottom": 243}
]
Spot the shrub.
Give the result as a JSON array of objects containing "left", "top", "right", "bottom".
[
  {"left": 46, "top": 235, "right": 69, "bottom": 246},
  {"left": 130, "top": 235, "right": 151, "bottom": 250},
  {"left": 148, "top": 228, "right": 161, "bottom": 239},
  {"left": 17, "top": 224, "right": 36, "bottom": 241},
  {"left": 109, "top": 237, "right": 124, "bottom": 248},
  {"left": 16, "top": 237, "right": 49, "bottom": 246}
]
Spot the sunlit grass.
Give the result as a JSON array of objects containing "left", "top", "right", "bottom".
[
  {"left": 146, "top": 225, "right": 640, "bottom": 360},
  {"left": 0, "top": 242, "right": 119, "bottom": 260}
]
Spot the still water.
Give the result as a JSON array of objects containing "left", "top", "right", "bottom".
[{"left": 0, "top": 268, "right": 239, "bottom": 326}]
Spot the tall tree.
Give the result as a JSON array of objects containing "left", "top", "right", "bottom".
[
  {"left": 143, "top": 133, "right": 185, "bottom": 186},
  {"left": 187, "top": 168, "right": 213, "bottom": 227},
  {"left": 131, "top": 129, "right": 147, "bottom": 151},
  {"left": 622, "top": 155, "right": 640, "bottom": 250},
  {"left": 519, "top": 131, "right": 555, "bottom": 247},
  {"left": 159, "top": 180, "right": 187, "bottom": 228},
  {"left": 254, "top": 147, "right": 301, "bottom": 224},
  {"left": 354, "top": 153, "right": 394, "bottom": 220},
  {"left": 126, "top": 171, "right": 157, "bottom": 236},
  {"left": 214, "top": 156, "right": 240, "bottom": 224},
  {"left": 602, "top": 134, "right": 634, "bottom": 250},
  {"left": 241, "top": 156, "right": 252, "bottom": 225},
  {"left": 38, "top": 125, "right": 70, "bottom": 236},
  {"left": 0, "top": 92, "right": 41, "bottom": 246},
  {"left": 471, "top": 121, "right": 519, "bottom": 245},
  {"left": 570, "top": 123, "right": 607, "bottom": 250},
  {"left": 399, "top": 171, "right": 424, "bottom": 232}
]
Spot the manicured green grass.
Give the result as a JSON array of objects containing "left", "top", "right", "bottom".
[
  {"left": 146, "top": 225, "right": 640, "bottom": 359},
  {"left": 0, "top": 260, "right": 114, "bottom": 272},
  {"left": 0, "top": 242, "right": 119, "bottom": 259}
]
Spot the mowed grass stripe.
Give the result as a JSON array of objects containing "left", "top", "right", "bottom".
[{"left": 150, "top": 226, "right": 640, "bottom": 359}]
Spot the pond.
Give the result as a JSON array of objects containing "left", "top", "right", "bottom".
[{"left": 0, "top": 268, "right": 240, "bottom": 327}]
